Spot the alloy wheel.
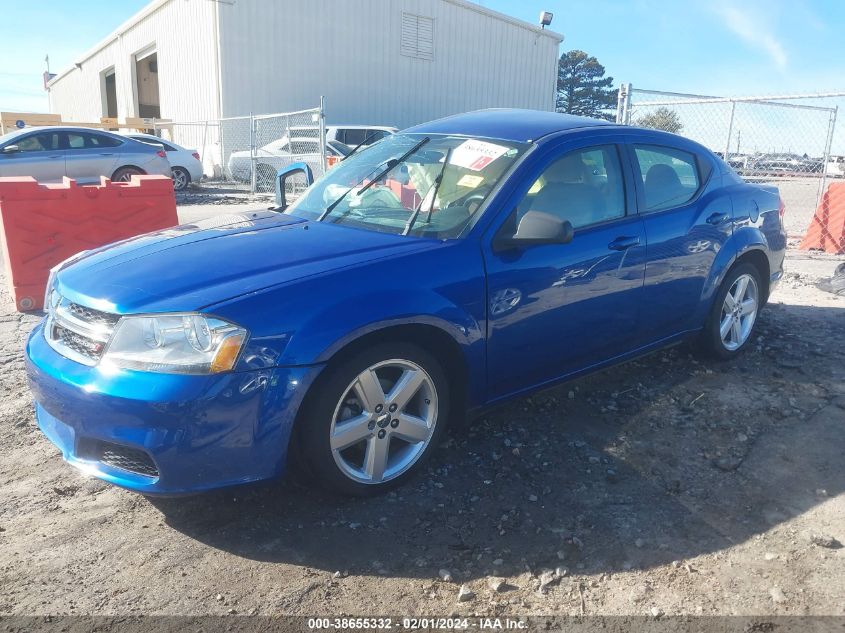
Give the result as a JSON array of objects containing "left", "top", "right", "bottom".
[
  {"left": 719, "top": 273, "right": 758, "bottom": 351},
  {"left": 172, "top": 169, "right": 188, "bottom": 190},
  {"left": 329, "top": 359, "right": 438, "bottom": 484}
]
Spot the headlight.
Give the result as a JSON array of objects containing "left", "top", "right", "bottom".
[
  {"left": 100, "top": 314, "right": 247, "bottom": 374},
  {"left": 44, "top": 250, "right": 90, "bottom": 309}
]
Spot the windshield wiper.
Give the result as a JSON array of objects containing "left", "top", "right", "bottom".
[
  {"left": 402, "top": 147, "right": 451, "bottom": 236},
  {"left": 316, "top": 176, "right": 366, "bottom": 221},
  {"left": 355, "top": 136, "right": 430, "bottom": 198},
  {"left": 341, "top": 132, "right": 381, "bottom": 162},
  {"left": 316, "top": 136, "right": 430, "bottom": 222}
]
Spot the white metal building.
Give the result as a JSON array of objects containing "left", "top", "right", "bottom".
[{"left": 46, "top": 0, "right": 563, "bottom": 129}]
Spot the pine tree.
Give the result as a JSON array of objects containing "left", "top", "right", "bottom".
[{"left": 556, "top": 50, "right": 617, "bottom": 121}]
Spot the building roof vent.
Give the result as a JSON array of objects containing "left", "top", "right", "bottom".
[{"left": 401, "top": 12, "right": 434, "bottom": 61}]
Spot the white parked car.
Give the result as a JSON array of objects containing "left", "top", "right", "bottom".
[
  {"left": 227, "top": 125, "right": 396, "bottom": 191},
  {"left": 228, "top": 138, "right": 353, "bottom": 192},
  {"left": 826, "top": 155, "right": 845, "bottom": 178},
  {"left": 326, "top": 125, "right": 397, "bottom": 146},
  {"left": 123, "top": 132, "right": 203, "bottom": 191}
]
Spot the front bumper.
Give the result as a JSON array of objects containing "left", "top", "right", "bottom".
[{"left": 26, "top": 322, "right": 322, "bottom": 495}]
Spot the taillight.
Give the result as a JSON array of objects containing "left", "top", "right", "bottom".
[
  {"left": 192, "top": 152, "right": 200, "bottom": 160},
  {"left": 157, "top": 149, "right": 167, "bottom": 158},
  {"left": 778, "top": 199, "right": 785, "bottom": 220}
]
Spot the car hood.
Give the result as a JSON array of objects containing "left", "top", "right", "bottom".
[{"left": 56, "top": 210, "right": 437, "bottom": 314}]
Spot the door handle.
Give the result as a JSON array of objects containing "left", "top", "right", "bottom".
[
  {"left": 48, "top": 155, "right": 63, "bottom": 159},
  {"left": 608, "top": 236, "right": 640, "bottom": 251},
  {"left": 707, "top": 212, "right": 730, "bottom": 225},
  {"left": 99, "top": 153, "right": 114, "bottom": 156}
]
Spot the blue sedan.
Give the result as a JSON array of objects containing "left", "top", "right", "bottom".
[{"left": 25, "top": 109, "right": 786, "bottom": 495}]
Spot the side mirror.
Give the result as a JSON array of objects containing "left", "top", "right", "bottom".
[
  {"left": 494, "top": 211, "right": 574, "bottom": 251},
  {"left": 2, "top": 144, "right": 20, "bottom": 154},
  {"left": 274, "top": 162, "right": 314, "bottom": 209}
]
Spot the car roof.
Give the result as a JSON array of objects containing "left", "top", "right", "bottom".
[
  {"left": 2, "top": 125, "right": 126, "bottom": 136},
  {"left": 123, "top": 132, "right": 192, "bottom": 149},
  {"left": 405, "top": 109, "right": 617, "bottom": 143},
  {"left": 329, "top": 125, "right": 397, "bottom": 131},
  {"left": 264, "top": 136, "right": 320, "bottom": 144},
  {"left": 0, "top": 126, "right": 138, "bottom": 146},
  {"left": 123, "top": 132, "right": 170, "bottom": 143}
]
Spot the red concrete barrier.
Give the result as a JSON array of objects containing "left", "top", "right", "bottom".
[
  {"left": 0, "top": 176, "right": 177, "bottom": 311},
  {"left": 799, "top": 182, "right": 845, "bottom": 255}
]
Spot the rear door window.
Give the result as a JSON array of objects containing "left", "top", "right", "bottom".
[
  {"left": 66, "top": 132, "right": 123, "bottom": 149},
  {"left": 87, "top": 134, "right": 122, "bottom": 148},
  {"left": 633, "top": 145, "right": 708, "bottom": 212},
  {"left": 67, "top": 133, "right": 86, "bottom": 149}
]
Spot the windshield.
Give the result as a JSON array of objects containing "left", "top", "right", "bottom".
[{"left": 285, "top": 133, "right": 529, "bottom": 239}]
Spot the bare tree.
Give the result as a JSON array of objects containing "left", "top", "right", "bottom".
[{"left": 636, "top": 107, "right": 684, "bottom": 134}]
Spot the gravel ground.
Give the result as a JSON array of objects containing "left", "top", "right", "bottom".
[{"left": 0, "top": 198, "right": 843, "bottom": 618}]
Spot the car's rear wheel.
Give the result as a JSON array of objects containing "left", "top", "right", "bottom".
[
  {"left": 171, "top": 167, "right": 190, "bottom": 191},
  {"left": 112, "top": 166, "right": 144, "bottom": 182},
  {"left": 701, "top": 263, "right": 761, "bottom": 359},
  {"left": 297, "top": 342, "right": 449, "bottom": 495}
]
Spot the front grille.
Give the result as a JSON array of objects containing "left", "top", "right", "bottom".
[
  {"left": 44, "top": 294, "right": 120, "bottom": 365},
  {"left": 67, "top": 302, "right": 121, "bottom": 327},
  {"left": 51, "top": 323, "right": 106, "bottom": 361},
  {"left": 80, "top": 440, "right": 160, "bottom": 478}
]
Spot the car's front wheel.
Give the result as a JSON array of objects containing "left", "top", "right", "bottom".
[
  {"left": 297, "top": 342, "right": 449, "bottom": 495},
  {"left": 701, "top": 262, "right": 762, "bottom": 359}
]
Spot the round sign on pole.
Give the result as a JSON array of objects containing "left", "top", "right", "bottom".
[{"left": 15, "top": 120, "right": 25, "bottom": 129}]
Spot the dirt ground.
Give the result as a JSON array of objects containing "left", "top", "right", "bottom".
[{"left": 0, "top": 199, "right": 843, "bottom": 619}]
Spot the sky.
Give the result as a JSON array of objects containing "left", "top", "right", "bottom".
[
  {"left": 483, "top": 0, "right": 845, "bottom": 155},
  {"left": 1, "top": 0, "right": 843, "bottom": 153},
  {"left": 481, "top": 0, "right": 843, "bottom": 97}
]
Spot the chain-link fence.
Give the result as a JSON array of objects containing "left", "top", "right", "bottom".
[
  {"left": 616, "top": 86, "right": 844, "bottom": 237},
  {"left": 152, "top": 103, "right": 326, "bottom": 195}
]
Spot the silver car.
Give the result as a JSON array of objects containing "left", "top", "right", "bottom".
[
  {"left": 123, "top": 133, "right": 204, "bottom": 191},
  {"left": 0, "top": 126, "right": 171, "bottom": 184}
]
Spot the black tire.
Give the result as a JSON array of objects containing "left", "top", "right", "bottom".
[
  {"left": 699, "top": 262, "right": 762, "bottom": 360},
  {"left": 111, "top": 166, "right": 144, "bottom": 182},
  {"left": 171, "top": 167, "right": 191, "bottom": 191},
  {"left": 296, "top": 342, "right": 450, "bottom": 496}
]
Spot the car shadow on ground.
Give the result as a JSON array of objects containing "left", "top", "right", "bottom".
[{"left": 148, "top": 304, "right": 844, "bottom": 581}]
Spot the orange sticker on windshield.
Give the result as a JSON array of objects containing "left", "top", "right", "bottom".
[{"left": 457, "top": 174, "right": 484, "bottom": 187}]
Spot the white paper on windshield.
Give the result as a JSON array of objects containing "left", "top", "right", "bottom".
[{"left": 450, "top": 139, "right": 508, "bottom": 171}]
